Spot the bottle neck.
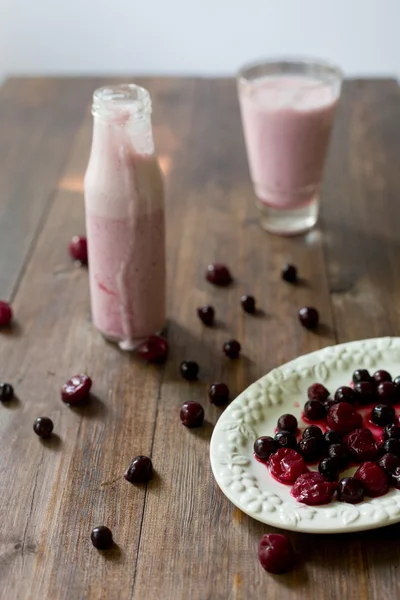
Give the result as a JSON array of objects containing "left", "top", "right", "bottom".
[{"left": 91, "top": 84, "right": 155, "bottom": 155}]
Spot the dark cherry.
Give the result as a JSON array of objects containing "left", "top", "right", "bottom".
[
  {"left": 394, "top": 376, "right": 400, "bottom": 389},
  {"left": 354, "top": 462, "right": 388, "bottom": 497},
  {"left": 303, "top": 425, "right": 324, "bottom": 441},
  {"left": 383, "top": 423, "right": 400, "bottom": 440},
  {"left": 208, "top": 382, "right": 230, "bottom": 406},
  {"left": 327, "top": 443, "right": 349, "bottom": 469},
  {"left": 391, "top": 466, "right": 400, "bottom": 489},
  {"left": 0, "top": 383, "right": 14, "bottom": 402},
  {"left": 337, "top": 477, "right": 365, "bottom": 504},
  {"left": 124, "top": 455, "right": 153, "bottom": 483},
  {"left": 299, "top": 437, "right": 321, "bottom": 461},
  {"left": 383, "top": 438, "right": 400, "bottom": 457},
  {"left": 277, "top": 413, "right": 298, "bottom": 434},
  {"left": 298, "top": 306, "right": 319, "bottom": 330},
  {"left": 303, "top": 400, "right": 326, "bottom": 421},
  {"left": 334, "top": 386, "right": 357, "bottom": 405},
  {"left": 180, "top": 360, "right": 199, "bottom": 381},
  {"left": 0, "top": 301, "right": 13, "bottom": 327},
  {"left": 292, "top": 472, "right": 337, "bottom": 505},
  {"left": 254, "top": 436, "right": 278, "bottom": 460},
  {"left": 69, "top": 235, "right": 88, "bottom": 265},
  {"left": 371, "top": 404, "right": 395, "bottom": 426},
  {"left": 323, "top": 430, "right": 343, "bottom": 446},
  {"left": 377, "top": 381, "right": 397, "bottom": 405},
  {"left": 345, "top": 429, "right": 378, "bottom": 462},
  {"left": 274, "top": 430, "right": 298, "bottom": 449},
  {"left": 205, "top": 263, "right": 232, "bottom": 286},
  {"left": 327, "top": 402, "right": 362, "bottom": 434},
  {"left": 33, "top": 417, "right": 54, "bottom": 439},
  {"left": 61, "top": 373, "right": 92, "bottom": 404},
  {"left": 352, "top": 369, "right": 372, "bottom": 384},
  {"left": 241, "top": 295, "right": 256, "bottom": 314},
  {"left": 90, "top": 526, "right": 113, "bottom": 550},
  {"left": 324, "top": 397, "right": 339, "bottom": 411},
  {"left": 223, "top": 339, "right": 241, "bottom": 359},
  {"left": 307, "top": 383, "right": 330, "bottom": 402},
  {"left": 268, "top": 448, "right": 307, "bottom": 483},
  {"left": 378, "top": 453, "right": 400, "bottom": 475},
  {"left": 258, "top": 533, "right": 294, "bottom": 574},
  {"left": 179, "top": 401, "right": 204, "bottom": 428},
  {"left": 318, "top": 457, "right": 340, "bottom": 482},
  {"left": 354, "top": 381, "right": 377, "bottom": 405},
  {"left": 197, "top": 305, "right": 215, "bottom": 326},
  {"left": 137, "top": 335, "right": 169, "bottom": 363},
  {"left": 281, "top": 264, "right": 298, "bottom": 283},
  {"left": 373, "top": 370, "right": 392, "bottom": 385}
]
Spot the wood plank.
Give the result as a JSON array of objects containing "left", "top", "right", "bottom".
[
  {"left": 320, "top": 79, "right": 400, "bottom": 600},
  {"left": 132, "top": 78, "right": 337, "bottom": 600},
  {"left": 0, "top": 77, "right": 100, "bottom": 299},
  {"left": 0, "top": 78, "right": 195, "bottom": 599}
]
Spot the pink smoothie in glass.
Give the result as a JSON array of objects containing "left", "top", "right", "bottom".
[
  {"left": 239, "top": 75, "right": 339, "bottom": 209},
  {"left": 84, "top": 104, "right": 165, "bottom": 349}
]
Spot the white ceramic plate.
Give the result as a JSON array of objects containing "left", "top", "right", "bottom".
[{"left": 210, "top": 337, "right": 400, "bottom": 534}]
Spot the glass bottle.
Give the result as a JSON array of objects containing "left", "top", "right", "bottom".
[{"left": 84, "top": 84, "right": 166, "bottom": 350}]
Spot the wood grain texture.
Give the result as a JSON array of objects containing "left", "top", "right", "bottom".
[
  {"left": 0, "top": 78, "right": 100, "bottom": 300},
  {"left": 0, "top": 76, "right": 399, "bottom": 600}
]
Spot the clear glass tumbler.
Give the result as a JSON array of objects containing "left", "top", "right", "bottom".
[{"left": 237, "top": 58, "right": 343, "bottom": 235}]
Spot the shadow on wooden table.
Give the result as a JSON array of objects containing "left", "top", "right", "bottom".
[
  {"left": 68, "top": 393, "right": 108, "bottom": 421},
  {"left": 40, "top": 433, "right": 62, "bottom": 451}
]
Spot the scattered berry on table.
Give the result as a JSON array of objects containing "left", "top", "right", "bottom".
[
  {"left": 124, "top": 456, "right": 153, "bottom": 484},
  {"left": 33, "top": 417, "right": 54, "bottom": 439},
  {"left": 90, "top": 526, "right": 113, "bottom": 550},
  {"left": 0, "top": 301, "right": 13, "bottom": 327},
  {"left": 205, "top": 263, "right": 232, "bottom": 286},
  {"left": 298, "top": 307, "right": 319, "bottom": 329},
  {"left": 137, "top": 335, "right": 169, "bottom": 363},
  {"left": 281, "top": 264, "right": 298, "bottom": 283},
  {"left": 180, "top": 401, "right": 204, "bottom": 428},
  {"left": 0, "top": 383, "right": 14, "bottom": 402},
  {"left": 69, "top": 235, "right": 88, "bottom": 265},
  {"left": 208, "top": 382, "right": 230, "bottom": 406},
  {"left": 241, "top": 295, "right": 256, "bottom": 314},
  {"left": 197, "top": 305, "right": 215, "bottom": 326},
  {"left": 180, "top": 360, "right": 199, "bottom": 381},
  {"left": 223, "top": 339, "right": 241, "bottom": 359},
  {"left": 258, "top": 533, "right": 294, "bottom": 574},
  {"left": 61, "top": 374, "right": 92, "bottom": 404}
]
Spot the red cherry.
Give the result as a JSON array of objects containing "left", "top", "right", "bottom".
[
  {"left": 137, "top": 335, "right": 169, "bottom": 363},
  {"left": 69, "top": 235, "right": 88, "bottom": 265},
  {"left": 61, "top": 373, "right": 92, "bottom": 404},
  {"left": 0, "top": 301, "right": 13, "bottom": 327}
]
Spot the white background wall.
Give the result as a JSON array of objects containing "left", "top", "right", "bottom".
[{"left": 0, "top": 0, "right": 398, "bottom": 81}]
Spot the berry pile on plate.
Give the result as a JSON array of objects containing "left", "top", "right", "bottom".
[{"left": 254, "top": 368, "right": 400, "bottom": 505}]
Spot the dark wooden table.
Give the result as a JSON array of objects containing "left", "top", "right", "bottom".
[{"left": 0, "top": 76, "right": 400, "bottom": 600}]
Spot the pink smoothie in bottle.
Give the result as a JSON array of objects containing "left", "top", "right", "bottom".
[
  {"left": 237, "top": 61, "right": 342, "bottom": 234},
  {"left": 84, "top": 85, "right": 166, "bottom": 349}
]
